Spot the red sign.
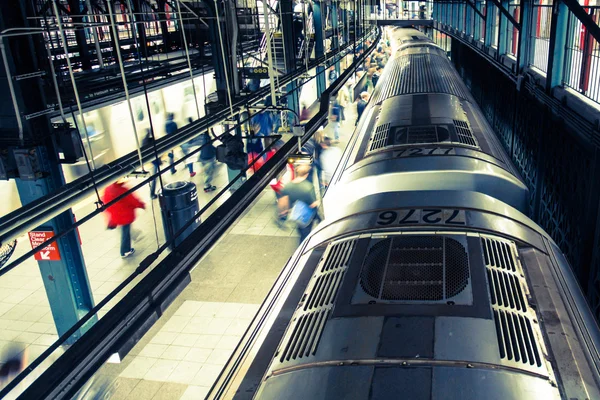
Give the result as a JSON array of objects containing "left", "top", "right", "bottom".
[{"left": 28, "top": 231, "right": 61, "bottom": 261}]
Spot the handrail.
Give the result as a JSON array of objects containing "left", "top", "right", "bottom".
[{"left": 12, "top": 29, "right": 381, "bottom": 399}]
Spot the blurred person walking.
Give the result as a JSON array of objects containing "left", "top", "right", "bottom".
[
  {"left": 198, "top": 131, "right": 217, "bottom": 192},
  {"left": 278, "top": 164, "right": 320, "bottom": 243},
  {"left": 319, "top": 136, "right": 343, "bottom": 189},
  {"left": 103, "top": 179, "right": 146, "bottom": 258},
  {"left": 165, "top": 113, "right": 179, "bottom": 175},
  {"left": 337, "top": 83, "right": 351, "bottom": 121},
  {"left": 357, "top": 91, "right": 370, "bottom": 124},
  {"left": 142, "top": 129, "right": 161, "bottom": 199}
]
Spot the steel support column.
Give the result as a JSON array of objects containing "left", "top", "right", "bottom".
[
  {"left": 485, "top": 1, "right": 495, "bottom": 46},
  {"left": 314, "top": 1, "right": 326, "bottom": 97},
  {"left": 517, "top": 0, "right": 532, "bottom": 73},
  {"left": 15, "top": 145, "right": 96, "bottom": 343},
  {"left": 332, "top": 1, "right": 341, "bottom": 75},
  {"left": 498, "top": 0, "right": 510, "bottom": 54},
  {"left": 545, "top": 0, "right": 569, "bottom": 92},
  {"left": 280, "top": 0, "right": 300, "bottom": 115}
]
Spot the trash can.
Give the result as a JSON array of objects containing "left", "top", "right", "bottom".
[{"left": 159, "top": 181, "right": 200, "bottom": 249}]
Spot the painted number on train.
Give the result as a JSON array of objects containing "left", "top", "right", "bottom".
[
  {"left": 394, "top": 147, "right": 456, "bottom": 157},
  {"left": 376, "top": 209, "right": 467, "bottom": 226}
]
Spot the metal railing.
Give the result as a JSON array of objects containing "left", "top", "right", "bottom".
[
  {"left": 564, "top": 6, "right": 600, "bottom": 103},
  {"left": 529, "top": 1, "right": 553, "bottom": 72}
]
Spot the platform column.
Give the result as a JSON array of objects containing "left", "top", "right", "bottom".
[
  {"left": 485, "top": 1, "right": 495, "bottom": 46},
  {"left": 545, "top": 0, "right": 568, "bottom": 92},
  {"left": 332, "top": 1, "right": 341, "bottom": 75},
  {"left": 15, "top": 146, "right": 96, "bottom": 344},
  {"left": 314, "top": 1, "right": 327, "bottom": 97},
  {"left": 280, "top": 0, "right": 300, "bottom": 116},
  {"left": 517, "top": 0, "right": 533, "bottom": 73},
  {"left": 498, "top": 0, "right": 510, "bottom": 55}
]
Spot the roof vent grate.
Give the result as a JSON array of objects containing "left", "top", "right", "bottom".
[
  {"left": 453, "top": 119, "right": 477, "bottom": 147},
  {"left": 322, "top": 240, "right": 356, "bottom": 273},
  {"left": 304, "top": 269, "right": 345, "bottom": 311},
  {"left": 406, "top": 126, "right": 440, "bottom": 144},
  {"left": 279, "top": 309, "right": 330, "bottom": 362},
  {"left": 482, "top": 237, "right": 517, "bottom": 272},
  {"left": 277, "top": 239, "right": 357, "bottom": 364},
  {"left": 368, "top": 123, "right": 391, "bottom": 152},
  {"left": 493, "top": 309, "right": 542, "bottom": 367},
  {"left": 483, "top": 237, "right": 544, "bottom": 369},
  {"left": 486, "top": 268, "right": 527, "bottom": 312},
  {"left": 359, "top": 236, "right": 469, "bottom": 302}
]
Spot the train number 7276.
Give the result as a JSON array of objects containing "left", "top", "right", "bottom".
[{"left": 376, "top": 209, "right": 467, "bottom": 226}]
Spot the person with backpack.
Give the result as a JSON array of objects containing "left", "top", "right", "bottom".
[
  {"left": 278, "top": 163, "right": 320, "bottom": 243},
  {"left": 328, "top": 66, "right": 338, "bottom": 85},
  {"left": 197, "top": 131, "right": 217, "bottom": 192},
  {"left": 356, "top": 91, "right": 370, "bottom": 125},
  {"left": 330, "top": 99, "right": 341, "bottom": 141},
  {"left": 336, "top": 83, "right": 351, "bottom": 122},
  {"left": 165, "top": 113, "right": 178, "bottom": 174},
  {"left": 142, "top": 129, "right": 161, "bottom": 199},
  {"left": 103, "top": 178, "right": 146, "bottom": 258}
]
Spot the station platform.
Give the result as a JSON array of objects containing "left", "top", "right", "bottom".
[{"left": 0, "top": 94, "right": 361, "bottom": 399}]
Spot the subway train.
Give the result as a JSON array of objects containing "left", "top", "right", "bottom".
[{"left": 208, "top": 28, "right": 600, "bottom": 399}]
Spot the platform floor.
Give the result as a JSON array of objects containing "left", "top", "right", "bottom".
[{"left": 0, "top": 98, "right": 361, "bottom": 398}]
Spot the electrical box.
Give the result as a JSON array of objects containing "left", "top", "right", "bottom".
[
  {"left": 0, "top": 149, "right": 17, "bottom": 180},
  {"left": 13, "top": 148, "right": 43, "bottom": 181},
  {"left": 53, "top": 123, "right": 83, "bottom": 164},
  {"left": 292, "top": 125, "right": 305, "bottom": 137}
]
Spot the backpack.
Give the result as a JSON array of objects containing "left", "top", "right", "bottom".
[
  {"left": 288, "top": 200, "right": 316, "bottom": 228},
  {"left": 216, "top": 134, "right": 247, "bottom": 170}
]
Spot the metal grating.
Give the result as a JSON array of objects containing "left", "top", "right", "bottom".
[
  {"left": 279, "top": 309, "right": 330, "bottom": 362},
  {"left": 359, "top": 236, "right": 469, "bottom": 302},
  {"left": 453, "top": 119, "right": 478, "bottom": 146},
  {"left": 321, "top": 239, "right": 355, "bottom": 273},
  {"left": 493, "top": 309, "right": 542, "bottom": 367},
  {"left": 368, "top": 123, "right": 391, "bottom": 152},
  {"left": 406, "top": 126, "right": 440, "bottom": 144},
  {"left": 304, "top": 269, "right": 345, "bottom": 311},
  {"left": 482, "top": 237, "right": 543, "bottom": 368},
  {"left": 486, "top": 268, "right": 527, "bottom": 312},
  {"left": 277, "top": 239, "right": 356, "bottom": 363},
  {"left": 482, "top": 237, "right": 517, "bottom": 272},
  {"left": 373, "top": 53, "right": 471, "bottom": 104}
]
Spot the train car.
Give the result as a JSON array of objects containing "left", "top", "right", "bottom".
[
  {"left": 207, "top": 28, "right": 600, "bottom": 400},
  {"left": 325, "top": 27, "right": 529, "bottom": 216}
]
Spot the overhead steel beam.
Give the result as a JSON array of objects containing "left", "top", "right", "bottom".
[
  {"left": 561, "top": 0, "right": 600, "bottom": 45},
  {"left": 465, "top": 0, "right": 485, "bottom": 21},
  {"left": 487, "top": 0, "right": 521, "bottom": 30}
]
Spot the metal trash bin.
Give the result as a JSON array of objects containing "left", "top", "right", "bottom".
[{"left": 159, "top": 181, "right": 200, "bottom": 249}]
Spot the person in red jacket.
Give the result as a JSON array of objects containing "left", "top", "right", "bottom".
[{"left": 103, "top": 179, "right": 146, "bottom": 258}]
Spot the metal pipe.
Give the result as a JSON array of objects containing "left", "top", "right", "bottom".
[
  {"left": 176, "top": 0, "right": 201, "bottom": 119},
  {"left": 52, "top": 0, "right": 96, "bottom": 170},
  {"left": 0, "top": 40, "right": 24, "bottom": 144},
  {"left": 44, "top": 38, "right": 67, "bottom": 122},
  {"left": 263, "top": 0, "right": 278, "bottom": 105},
  {"left": 214, "top": 0, "right": 235, "bottom": 116},
  {"left": 85, "top": 0, "right": 104, "bottom": 68},
  {"left": 108, "top": 0, "right": 145, "bottom": 170},
  {"left": 177, "top": 0, "right": 210, "bottom": 27}
]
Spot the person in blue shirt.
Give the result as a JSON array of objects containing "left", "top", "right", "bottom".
[
  {"left": 197, "top": 131, "right": 217, "bottom": 192},
  {"left": 165, "top": 113, "right": 178, "bottom": 174}
]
